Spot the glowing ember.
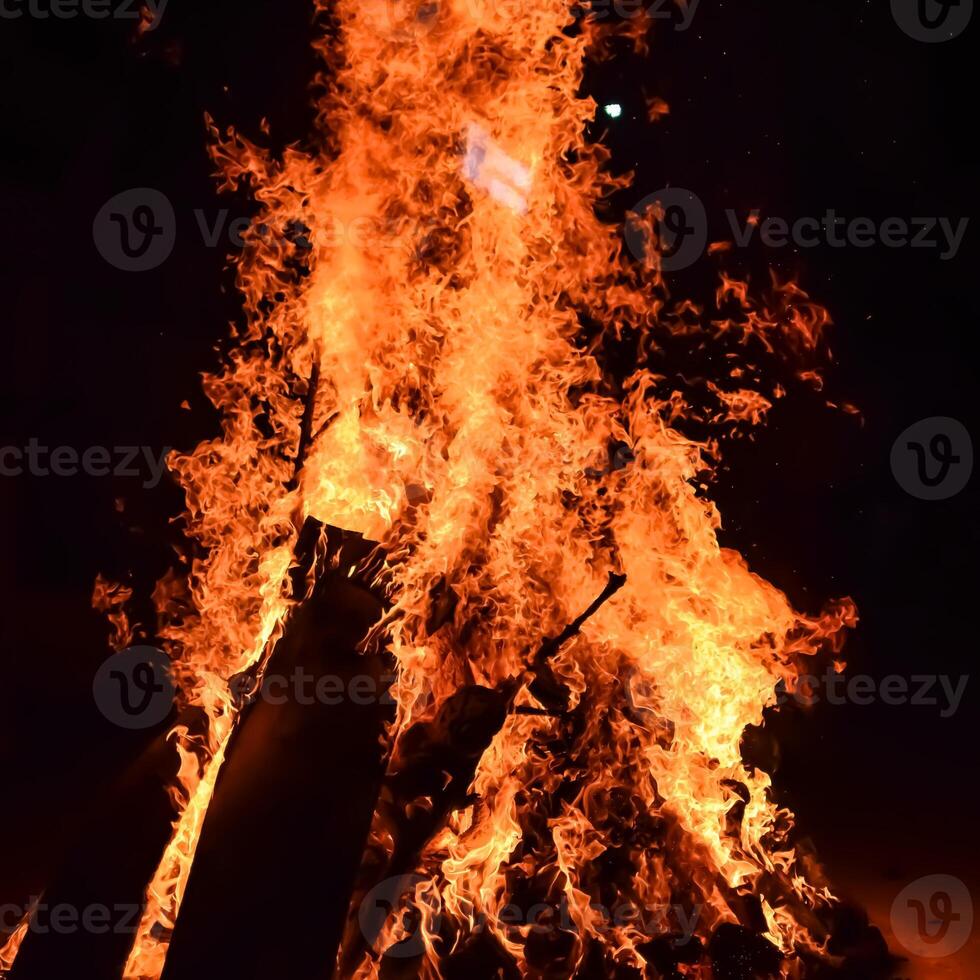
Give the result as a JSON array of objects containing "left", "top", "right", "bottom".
[{"left": 8, "top": 1, "right": 858, "bottom": 978}]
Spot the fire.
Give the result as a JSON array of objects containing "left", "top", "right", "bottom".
[
  {"left": 3, "top": 1, "right": 859, "bottom": 977},
  {"left": 0, "top": 915, "right": 31, "bottom": 978}
]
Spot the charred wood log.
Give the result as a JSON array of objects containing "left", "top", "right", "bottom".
[
  {"left": 161, "top": 533, "right": 389, "bottom": 980},
  {"left": 336, "top": 573, "right": 627, "bottom": 974}
]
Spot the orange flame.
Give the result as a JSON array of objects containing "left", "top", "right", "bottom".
[
  {"left": 43, "top": 2, "right": 858, "bottom": 977},
  {"left": 0, "top": 910, "right": 33, "bottom": 976}
]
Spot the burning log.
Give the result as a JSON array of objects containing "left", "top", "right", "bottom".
[
  {"left": 159, "top": 532, "right": 391, "bottom": 980},
  {"left": 337, "top": 573, "right": 628, "bottom": 976},
  {"left": 1, "top": 731, "right": 184, "bottom": 980}
]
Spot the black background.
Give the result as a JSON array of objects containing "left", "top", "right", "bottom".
[{"left": 0, "top": 0, "right": 976, "bottom": 976}]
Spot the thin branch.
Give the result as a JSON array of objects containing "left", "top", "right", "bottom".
[
  {"left": 287, "top": 349, "right": 321, "bottom": 492},
  {"left": 532, "top": 571, "right": 627, "bottom": 668}
]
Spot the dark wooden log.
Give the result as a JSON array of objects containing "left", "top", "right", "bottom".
[
  {"left": 6, "top": 702, "right": 183, "bottom": 980},
  {"left": 335, "top": 573, "right": 628, "bottom": 975},
  {"left": 157, "top": 533, "right": 389, "bottom": 980}
]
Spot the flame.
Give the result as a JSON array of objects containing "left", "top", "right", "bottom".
[
  {"left": 2, "top": 2, "right": 856, "bottom": 978},
  {"left": 92, "top": 575, "right": 136, "bottom": 651},
  {"left": 0, "top": 910, "right": 32, "bottom": 977}
]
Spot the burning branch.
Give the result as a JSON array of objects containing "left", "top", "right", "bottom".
[
  {"left": 526, "top": 570, "right": 627, "bottom": 714},
  {"left": 338, "top": 572, "right": 628, "bottom": 970},
  {"left": 286, "top": 350, "right": 322, "bottom": 494}
]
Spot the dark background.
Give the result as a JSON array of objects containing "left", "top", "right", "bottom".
[{"left": 0, "top": 1, "right": 976, "bottom": 976}]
